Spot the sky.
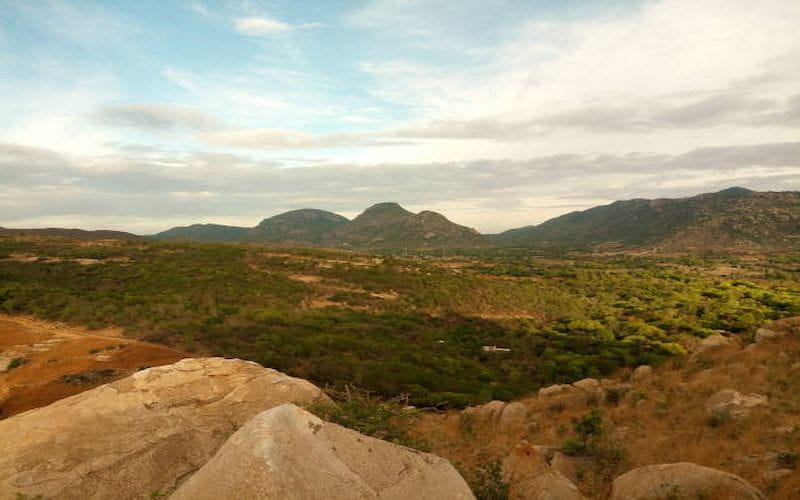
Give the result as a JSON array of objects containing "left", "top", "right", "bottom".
[{"left": 0, "top": 0, "right": 798, "bottom": 234}]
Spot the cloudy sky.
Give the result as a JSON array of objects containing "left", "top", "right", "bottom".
[{"left": 1, "top": 0, "right": 798, "bottom": 234}]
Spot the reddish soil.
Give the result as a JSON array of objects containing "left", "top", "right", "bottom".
[{"left": 0, "top": 315, "right": 189, "bottom": 418}]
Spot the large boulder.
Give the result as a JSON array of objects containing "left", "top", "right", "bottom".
[
  {"left": 610, "top": 462, "right": 765, "bottom": 499},
  {"left": 171, "top": 403, "right": 474, "bottom": 500},
  {"left": 0, "top": 358, "right": 329, "bottom": 499},
  {"left": 501, "top": 440, "right": 584, "bottom": 500}
]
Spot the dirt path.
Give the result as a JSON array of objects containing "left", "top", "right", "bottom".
[{"left": 0, "top": 315, "right": 189, "bottom": 418}]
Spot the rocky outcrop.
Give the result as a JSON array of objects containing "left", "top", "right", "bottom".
[
  {"left": 0, "top": 358, "right": 329, "bottom": 499},
  {"left": 171, "top": 403, "right": 474, "bottom": 500},
  {"left": 705, "top": 389, "right": 768, "bottom": 419},
  {"left": 462, "top": 400, "right": 530, "bottom": 434},
  {"left": 610, "top": 462, "right": 765, "bottom": 499},
  {"left": 502, "top": 440, "right": 584, "bottom": 499}
]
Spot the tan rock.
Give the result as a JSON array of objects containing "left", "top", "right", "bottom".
[
  {"left": 532, "top": 445, "right": 560, "bottom": 463},
  {"left": 499, "top": 402, "right": 529, "bottom": 430},
  {"left": 756, "top": 327, "right": 786, "bottom": 343},
  {"left": 695, "top": 333, "right": 734, "bottom": 353},
  {"left": 462, "top": 400, "right": 530, "bottom": 434},
  {"left": 572, "top": 378, "right": 600, "bottom": 391},
  {"left": 171, "top": 403, "right": 474, "bottom": 500},
  {"left": 705, "top": 389, "right": 768, "bottom": 419},
  {"left": 0, "top": 357, "right": 330, "bottom": 499},
  {"left": 610, "top": 463, "right": 765, "bottom": 499},
  {"left": 631, "top": 365, "right": 653, "bottom": 383},
  {"left": 550, "top": 452, "right": 590, "bottom": 485},
  {"left": 762, "top": 469, "right": 793, "bottom": 483},
  {"left": 539, "top": 384, "right": 571, "bottom": 397},
  {"left": 502, "top": 440, "right": 584, "bottom": 500}
]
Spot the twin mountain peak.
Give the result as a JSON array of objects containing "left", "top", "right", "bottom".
[
  {"left": 154, "top": 202, "right": 485, "bottom": 249},
  {"left": 152, "top": 188, "right": 800, "bottom": 252}
]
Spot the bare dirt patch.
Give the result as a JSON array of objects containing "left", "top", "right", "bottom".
[
  {"left": 0, "top": 315, "right": 188, "bottom": 418},
  {"left": 288, "top": 274, "right": 323, "bottom": 283}
]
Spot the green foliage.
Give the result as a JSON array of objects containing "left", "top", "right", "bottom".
[
  {"left": 563, "top": 409, "right": 604, "bottom": 457},
  {"left": 1, "top": 236, "right": 798, "bottom": 408},
  {"left": 472, "top": 460, "right": 509, "bottom": 500},
  {"left": 305, "top": 386, "right": 427, "bottom": 450},
  {"left": 708, "top": 409, "right": 733, "bottom": 428},
  {"left": 6, "top": 357, "right": 27, "bottom": 370},
  {"left": 562, "top": 409, "right": 627, "bottom": 493},
  {"left": 777, "top": 451, "right": 797, "bottom": 469}
]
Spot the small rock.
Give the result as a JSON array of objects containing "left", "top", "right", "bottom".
[
  {"left": 631, "top": 365, "right": 653, "bottom": 383},
  {"left": 696, "top": 334, "right": 734, "bottom": 354},
  {"left": 572, "top": 378, "right": 600, "bottom": 391},
  {"left": 539, "top": 384, "right": 571, "bottom": 397},
  {"left": 532, "top": 445, "right": 559, "bottom": 463},
  {"left": 763, "top": 469, "right": 793, "bottom": 483}
]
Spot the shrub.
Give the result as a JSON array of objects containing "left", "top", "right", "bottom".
[
  {"left": 6, "top": 357, "right": 27, "bottom": 370},
  {"left": 304, "top": 385, "right": 428, "bottom": 451},
  {"left": 472, "top": 460, "right": 509, "bottom": 500},
  {"left": 708, "top": 409, "right": 732, "bottom": 428},
  {"left": 777, "top": 451, "right": 797, "bottom": 469}
]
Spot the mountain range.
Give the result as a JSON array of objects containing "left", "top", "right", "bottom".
[
  {"left": 151, "top": 202, "right": 487, "bottom": 250},
  {"left": 4, "top": 188, "right": 798, "bottom": 253},
  {"left": 490, "top": 187, "right": 800, "bottom": 253}
]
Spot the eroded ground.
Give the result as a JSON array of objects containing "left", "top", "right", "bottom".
[{"left": 0, "top": 315, "right": 188, "bottom": 418}]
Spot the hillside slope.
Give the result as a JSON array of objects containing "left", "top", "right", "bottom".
[
  {"left": 416, "top": 317, "right": 800, "bottom": 498},
  {"left": 0, "top": 227, "right": 142, "bottom": 241},
  {"left": 492, "top": 187, "right": 800, "bottom": 253},
  {"left": 151, "top": 223, "right": 249, "bottom": 242},
  {"left": 152, "top": 203, "right": 489, "bottom": 249},
  {"left": 331, "top": 202, "right": 489, "bottom": 249},
  {"left": 248, "top": 208, "right": 348, "bottom": 244}
]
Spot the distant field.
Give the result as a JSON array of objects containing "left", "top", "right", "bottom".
[{"left": 1, "top": 235, "right": 798, "bottom": 407}]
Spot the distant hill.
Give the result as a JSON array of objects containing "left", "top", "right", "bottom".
[
  {"left": 0, "top": 227, "right": 142, "bottom": 241},
  {"left": 152, "top": 224, "right": 249, "bottom": 242},
  {"left": 491, "top": 187, "right": 800, "bottom": 253},
  {"left": 331, "top": 202, "right": 488, "bottom": 249},
  {"left": 153, "top": 203, "right": 488, "bottom": 249},
  {"left": 249, "top": 209, "right": 348, "bottom": 244}
]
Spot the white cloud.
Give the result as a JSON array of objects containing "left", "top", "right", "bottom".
[
  {"left": 199, "top": 128, "right": 407, "bottom": 150},
  {"left": 95, "top": 104, "right": 222, "bottom": 132},
  {"left": 2, "top": 141, "right": 798, "bottom": 233},
  {"left": 234, "top": 16, "right": 293, "bottom": 36},
  {"left": 350, "top": 0, "right": 800, "bottom": 161}
]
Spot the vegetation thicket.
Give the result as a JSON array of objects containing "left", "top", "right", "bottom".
[{"left": 1, "top": 235, "right": 798, "bottom": 407}]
